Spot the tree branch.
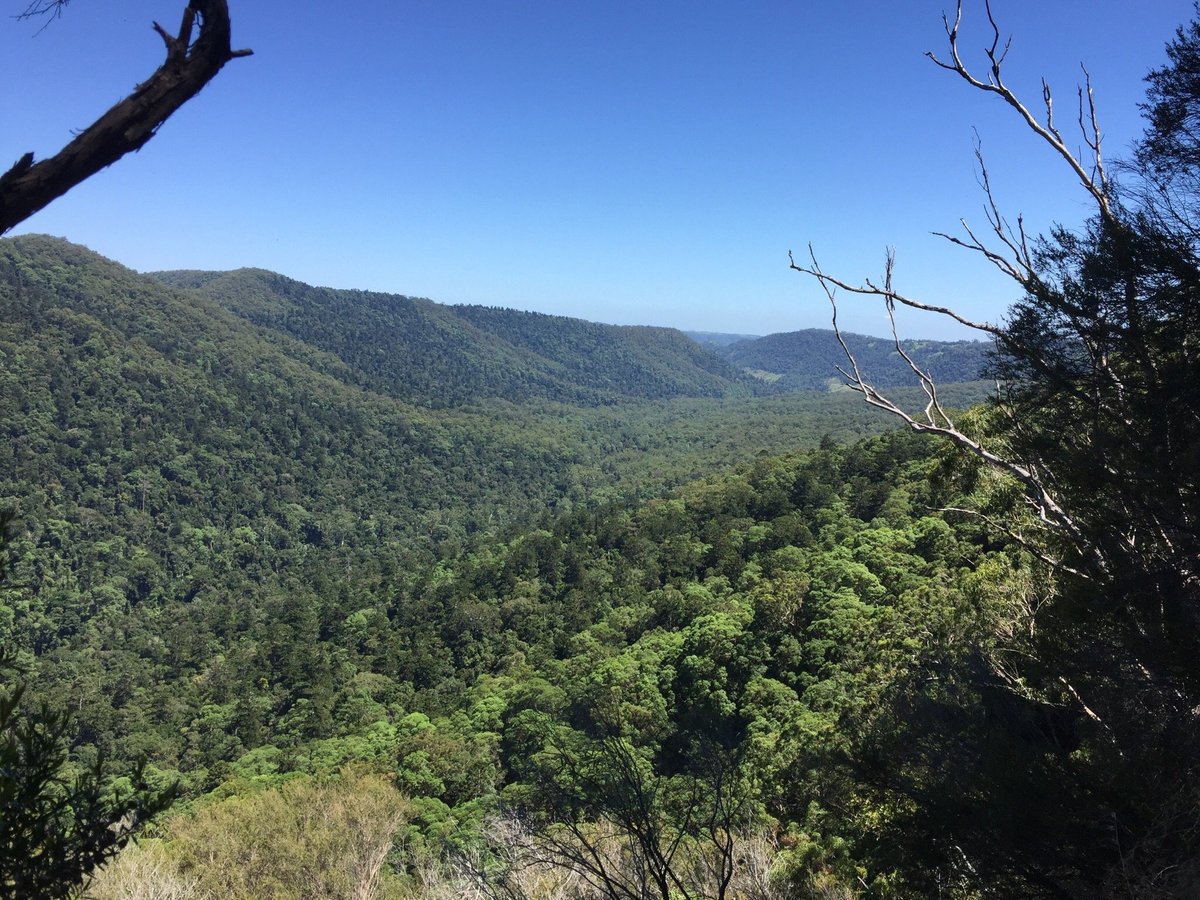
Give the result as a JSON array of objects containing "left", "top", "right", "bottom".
[
  {"left": 787, "top": 248, "right": 1004, "bottom": 337},
  {"left": 0, "top": 0, "right": 252, "bottom": 235},
  {"left": 926, "top": 0, "right": 1112, "bottom": 221},
  {"left": 788, "top": 2, "right": 1137, "bottom": 582},
  {"left": 793, "top": 245, "right": 1104, "bottom": 576}
]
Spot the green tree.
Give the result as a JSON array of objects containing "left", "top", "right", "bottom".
[
  {"left": 493, "top": 607, "right": 768, "bottom": 900},
  {"left": 794, "top": 2, "right": 1200, "bottom": 894},
  {"left": 0, "top": 8, "right": 249, "bottom": 880},
  {"left": 0, "top": 512, "right": 176, "bottom": 898},
  {"left": 498, "top": 717, "right": 753, "bottom": 900},
  {"left": 0, "top": 674, "right": 177, "bottom": 899}
]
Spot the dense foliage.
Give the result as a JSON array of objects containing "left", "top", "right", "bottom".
[
  {"left": 0, "top": 516, "right": 175, "bottom": 899},
  {"left": 803, "top": 8, "right": 1200, "bottom": 895},
  {"left": 781, "top": 4, "right": 1200, "bottom": 894},
  {"left": 81, "top": 427, "right": 1029, "bottom": 898},
  {"left": 6, "top": 8, "right": 1200, "bottom": 893},
  {"left": 5, "top": 201, "right": 1193, "bottom": 896},
  {"left": 151, "top": 267, "right": 754, "bottom": 408},
  {"left": 0, "top": 235, "right": 986, "bottom": 807}
]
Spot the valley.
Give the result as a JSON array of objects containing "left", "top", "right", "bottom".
[
  {"left": 0, "top": 235, "right": 998, "bottom": 896},
  {"left": 1, "top": 229, "right": 1192, "bottom": 898}
]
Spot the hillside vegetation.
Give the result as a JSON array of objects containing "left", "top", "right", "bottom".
[
  {"left": 5, "top": 0, "right": 1200, "bottom": 893},
  {"left": 78, "top": 428, "right": 1034, "bottom": 898},
  {"left": 3, "top": 154, "right": 1193, "bottom": 899},
  {"left": 716, "top": 328, "right": 989, "bottom": 391},
  {"left": 0, "top": 235, "right": 990, "bottom": 825},
  {"left": 151, "top": 267, "right": 754, "bottom": 407}
]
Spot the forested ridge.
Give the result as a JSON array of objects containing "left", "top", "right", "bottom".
[
  {"left": 3, "top": 221, "right": 1192, "bottom": 898},
  {"left": 0, "top": 234, "right": 983, "bottom": 583},
  {"left": 1, "top": 211, "right": 1196, "bottom": 897},
  {"left": 0, "top": 233, "right": 988, "bottom": 787},
  {"left": 150, "top": 266, "right": 755, "bottom": 408},
  {"left": 714, "top": 329, "right": 990, "bottom": 392},
  {"left": 0, "top": 234, "right": 1014, "bottom": 897},
  {"left": 4, "top": 2, "right": 1200, "bottom": 894},
  {"left": 148, "top": 265, "right": 987, "bottom": 404}
]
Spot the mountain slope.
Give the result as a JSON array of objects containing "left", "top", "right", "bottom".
[
  {"left": 152, "top": 268, "right": 754, "bottom": 407},
  {"left": 0, "top": 234, "right": 992, "bottom": 789},
  {"left": 714, "top": 327, "right": 990, "bottom": 391},
  {"left": 682, "top": 329, "right": 762, "bottom": 347},
  {"left": 1, "top": 235, "right": 969, "bottom": 652},
  {"left": 0, "top": 236, "right": 538, "bottom": 588}
]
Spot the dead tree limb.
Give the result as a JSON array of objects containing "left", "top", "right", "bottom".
[
  {"left": 927, "top": 0, "right": 1112, "bottom": 221},
  {"left": 790, "top": 0, "right": 1129, "bottom": 579},
  {"left": 790, "top": 247, "right": 1096, "bottom": 573},
  {"left": 0, "top": 0, "right": 252, "bottom": 235}
]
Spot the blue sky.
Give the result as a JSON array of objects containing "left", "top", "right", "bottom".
[{"left": 1, "top": 1, "right": 1190, "bottom": 338}]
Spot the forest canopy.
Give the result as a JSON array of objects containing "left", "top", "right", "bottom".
[{"left": 2, "top": 2, "right": 1199, "bottom": 898}]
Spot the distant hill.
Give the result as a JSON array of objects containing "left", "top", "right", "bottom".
[
  {"left": 711, "top": 328, "right": 991, "bottom": 391},
  {"left": 0, "top": 235, "right": 964, "bottom": 600},
  {"left": 682, "top": 330, "right": 762, "bottom": 347},
  {"left": 152, "top": 268, "right": 754, "bottom": 407},
  {"left": 0, "top": 233, "right": 996, "bottom": 811}
]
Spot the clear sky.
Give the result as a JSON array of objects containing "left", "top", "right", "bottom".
[{"left": 1, "top": 1, "right": 1190, "bottom": 338}]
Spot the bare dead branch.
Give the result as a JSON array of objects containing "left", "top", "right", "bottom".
[
  {"left": 787, "top": 2, "right": 1151, "bottom": 584},
  {"left": 788, "top": 248, "right": 1004, "bottom": 337},
  {"left": 938, "top": 506, "right": 1094, "bottom": 579},
  {"left": 1078, "top": 66, "right": 1107, "bottom": 193},
  {"left": 792, "top": 240, "right": 1111, "bottom": 579},
  {"left": 926, "top": 0, "right": 1112, "bottom": 221},
  {"left": 0, "top": 0, "right": 253, "bottom": 235},
  {"left": 16, "top": 0, "right": 70, "bottom": 31}
]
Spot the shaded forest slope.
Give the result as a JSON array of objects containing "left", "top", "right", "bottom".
[{"left": 151, "top": 266, "right": 754, "bottom": 407}]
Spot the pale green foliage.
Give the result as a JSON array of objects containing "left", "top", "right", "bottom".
[
  {"left": 87, "top": 843, "right": 204, "bottom": 900},
  {"left": 128, "top": 772, "right": 411, "bottom": 900}
]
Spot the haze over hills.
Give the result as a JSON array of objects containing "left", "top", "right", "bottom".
[{"left": 682, "top": 330, "right": 762, "bottom": 347}]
